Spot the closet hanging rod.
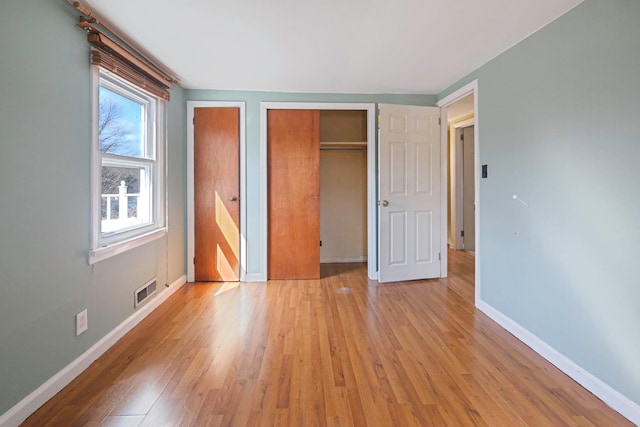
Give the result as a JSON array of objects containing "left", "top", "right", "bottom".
[{"left": 320, "top": 147, "right": 367, "bottom": 151}]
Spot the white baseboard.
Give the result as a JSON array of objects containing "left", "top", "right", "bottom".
[
  {"left": 243, "top": 272, "right": 266, "bottom": 282},
  {"left": 320, "top": 256, "right": 368, "bottom": 263},
  {"left": 0, "top": 275, "right": 187, "bottom": 427},
  {"left": 476, "top": 299, "right": 640, "bottom": 426}
]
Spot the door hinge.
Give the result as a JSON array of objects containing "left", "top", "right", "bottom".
[
  {"left": 461, "top": 133, "right": 464, "bottom": 141},
  {"left": 193, "top": 257, "right": 195, "bottom": 264},
  {"left": 320, "top": 240, "right": 322, "bottom": 246},
  {"left": 438, "top": 117, "right": 441, "bottom": 125},
  {"left": 438, "top": 252, "right": 441, "bottom": 261},
  {"left": 193, "top": 117, "right": 195, "bottom": 125},
  {"left": 461, "top": 230, "right": 464, "bottom": 237}
]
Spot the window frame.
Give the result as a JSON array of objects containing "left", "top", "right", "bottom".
[{"left": 89, "top": 66, "right": 166, "bottom": 264}]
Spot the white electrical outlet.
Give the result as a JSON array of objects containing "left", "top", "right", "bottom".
[{"left": 76, "top": 309, "right": 88, "bottom": 336}]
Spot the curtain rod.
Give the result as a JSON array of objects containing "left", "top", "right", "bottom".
[{"left": 70, "top": 1, "right": 181, "bottom": 86}]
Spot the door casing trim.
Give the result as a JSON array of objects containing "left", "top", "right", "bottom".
[
  {"left": 187, "top": 101, "right": 247, "bottom": 282},
  {"left": 437, "top": 79, "right": 480, "bottom": 302},
  {"left": 452, "top": 118, "right": 475, "bottom": 250}
]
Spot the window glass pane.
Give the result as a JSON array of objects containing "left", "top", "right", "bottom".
[
  {"left": 98, "top": 86, "right": 145, "bottom": 157},
  {"left": 101, "top": 165, "right": 151, "bottom": 234}
]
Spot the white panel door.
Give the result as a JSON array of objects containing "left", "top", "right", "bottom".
[{"left": 378, "top": 104, "right": 441, "bottom": 283}]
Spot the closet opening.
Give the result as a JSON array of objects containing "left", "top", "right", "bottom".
[{"left": 319, "top": 110, "right": 368, "bottom": 278}]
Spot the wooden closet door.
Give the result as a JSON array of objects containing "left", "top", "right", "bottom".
[
  {"left": 268, "top": 109, "right": 320, "bottom": 279},
  {"left": 194, "top": 107, "right": 240, "bottom": 281}
]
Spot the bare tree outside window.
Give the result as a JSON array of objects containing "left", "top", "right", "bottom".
[
  {"left": 98, "top": 86, "right": 145, "bottom": 223},
  {"left": 99, "top": 97, "right": 135, "bottom": 154},
  {"left": 98, "top": 87, "right": 143, "bottom": 157}
]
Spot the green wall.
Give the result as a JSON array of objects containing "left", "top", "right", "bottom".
[
  {"left": 186, "top": 90, "right": 437, "bottom": 275},
  {"left": 439, "top": 0, "right": 640, "bottom": 407},
  {"left": 0, "top": 0, "right": 186, "bottom": 415}
]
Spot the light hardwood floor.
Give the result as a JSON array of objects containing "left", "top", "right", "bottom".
[{"left": 22, "top": 250, "right": 631, "bottom": 426}]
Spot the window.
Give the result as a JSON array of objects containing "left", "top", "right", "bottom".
[{"left": 90, "top": 68, "right": 165, "bottom": 263}]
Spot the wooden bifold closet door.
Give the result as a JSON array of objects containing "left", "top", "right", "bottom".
[{"left": 267, "top": 109, "right": 320, "bottom": 279}]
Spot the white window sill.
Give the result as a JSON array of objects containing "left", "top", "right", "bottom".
[{"left": 88, "top": 228, "right": 167, "bottom": 265}]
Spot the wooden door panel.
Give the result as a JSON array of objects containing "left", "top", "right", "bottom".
[
  {"left": 268, "top": 109, "right": 320, "bottom": 279},
  {"left": 194, "top": 107, "right": 240, "bottom": 281}
]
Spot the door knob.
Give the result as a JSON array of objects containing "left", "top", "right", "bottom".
[
  {"left": 381, "top": 200, "right": 389, "bottom": 207},
  {"left": 229, "top": 196, "right": 238, "bottom": 202}
]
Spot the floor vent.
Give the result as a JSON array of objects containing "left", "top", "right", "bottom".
[{"left": 135, "top": 279, "right": 157, "bottom": 308}]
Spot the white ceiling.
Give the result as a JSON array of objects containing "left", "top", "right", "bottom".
[{"left": 85, "top": 0, "right": 583, "bottom": 94}]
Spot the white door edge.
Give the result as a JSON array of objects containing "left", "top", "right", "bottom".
[{"left": 186, "top": 101, "right": 247, "bottom": 282}]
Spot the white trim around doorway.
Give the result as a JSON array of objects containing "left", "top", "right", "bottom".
[
  {"left": 437, "top": 80, "right": 480, "bottom": 303},
  {"left": 454, "top": 117, "right": 475, "bottom": 129},
  {"left": 186, "top": 101, "right": 247, "bottom": 282},
  {"left": 260, "top": 103, "right": 377, "bottom": 281}
]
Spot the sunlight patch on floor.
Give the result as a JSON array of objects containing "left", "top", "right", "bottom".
[{"left": 214, "top": 281, "right": 240, "bottom": 296}]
